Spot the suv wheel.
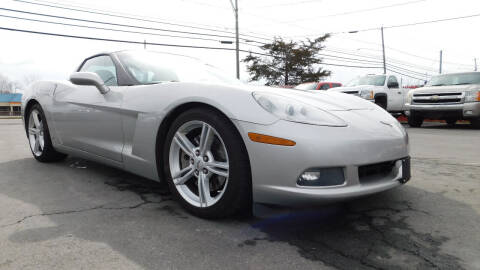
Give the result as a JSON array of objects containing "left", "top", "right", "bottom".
[
  {"left": 471, "top": 118, "right": 480, "bottom": 129},
  {"left": 446, "top": 119, "right": 457, "bottom": 126},
  {"left": 408, "top": 112, "right": 424, "bottom": 127}
]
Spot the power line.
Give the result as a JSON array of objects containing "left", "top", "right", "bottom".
[
  {"left": 0, "top": 13, "right": 237, "bottom": 44},
  {"left": 252, "top": 0, "right": 320, "bottom": 9},
  {"left": 0, "top": 7, "right": 249, "bottom": 41},
  {"left": 324, "top": 48, "right": 438, "bottom": 72},
  {"left": 0, "top": 26, "right": 238, "bottom": 51},
  {"left": 245, "top": 51, "right": 382, "bottom": 69},
  {"left": 386, "top": 67, "right": 426, "bottom": 81},
  {"left": 326, "top": 37, "right": 472, "bottom": 67},
  {"left": 0, "top": 25, "right": 381, "bottom": 69},
  {"left": 284, "top": 0, "right": 426, "bottom": 23},
  {"left": 341, "top": 12, "right": 480, "bottom": 33},
  {"left": 13, "top": 0, "right": 272, "bottom": 42}
]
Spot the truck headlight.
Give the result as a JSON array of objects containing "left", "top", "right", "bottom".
[
  {"left": 406, "top": 90, "right": 414, "bottom": 104},
  {"left": 359, "top": 90, "right": 374, "bottom": 100},
  {"left": 465, "top": 90, "right": 480, "bottom": 102},
  {"left": 252, "top": 92, "right": 347, "bottom": 127}
]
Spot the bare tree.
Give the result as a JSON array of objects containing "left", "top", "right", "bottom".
[
  {"left": 0, "top": 73, "right": 14, "bottom": 94},
  {"left": 22, "top": 74, "right": 41, "bottom": 88}
]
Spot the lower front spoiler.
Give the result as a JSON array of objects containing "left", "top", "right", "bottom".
[{"left": 255, "top": 156, "right": 411, "bottom": 207}]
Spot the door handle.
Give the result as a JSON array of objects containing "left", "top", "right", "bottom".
[{"left": 397, "top": 91, "right": 402, "bottom": 94}]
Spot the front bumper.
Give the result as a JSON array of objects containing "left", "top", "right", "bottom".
[
  {"left": 405, "top": 102, "right": 480, "bottom": 118},
  {"left": 233, "top": 115, "right": 410, "bottom": 206}
]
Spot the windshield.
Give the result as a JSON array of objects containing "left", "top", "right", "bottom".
[
  {"left": 295, "top": 82, "right": 318, "bottom": 90},
  {"left": 426, "top": 73, "right": 480, "bottom": 86},
  {"left": 116, "top": 51, "right": 241, "bottom": 85},
  {"left": 346, "top": 75, "right": 386, "bottom": 87}
]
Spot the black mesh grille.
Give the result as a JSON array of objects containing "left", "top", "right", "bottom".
[
  {"left": 413, "top": 92, "right": 461, "bottom": 97},
  {"left": 413, "top": 98, "right": 461, "bottom": 103},
  {"left": 358, "top": 160, "right": 395, "bottom": 183}
]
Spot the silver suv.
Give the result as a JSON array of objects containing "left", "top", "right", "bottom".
[{"left": 405, "top": 72, "right": 480, "bottom": 128}]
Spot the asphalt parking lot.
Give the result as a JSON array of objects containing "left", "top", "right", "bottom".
[{"left": 0, "top": 119, "right": 479, "bottom": 270}]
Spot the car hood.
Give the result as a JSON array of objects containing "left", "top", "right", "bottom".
[
  {"left": 246, "top": 85, "right": 403, "bottom": 136},
  {"left": 327, "top": 85, "right": 382, "bottom": 93},
  {"left": 412, "top": 84, "right": 479, "bottom": 94},
  {"left": 249, "top": 85, "right": 375, "bottom": 111}
]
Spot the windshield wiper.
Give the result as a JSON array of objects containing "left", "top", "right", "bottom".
[
  {"left": 431, "top": 84, "right": 445, "bottom": 86},
  {"left": 452, "top": 83, "right": 470, "bottom": 85}
]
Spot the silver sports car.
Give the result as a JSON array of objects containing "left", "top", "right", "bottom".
[{"left": 22, "top": 50, "right": 410, "bottom": 218}]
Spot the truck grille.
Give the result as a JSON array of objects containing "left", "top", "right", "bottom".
[{"left": 412, "top": 92, "right": 463, "bottom": 104}]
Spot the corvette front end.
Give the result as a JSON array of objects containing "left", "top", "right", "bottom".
[{"left": 234, "top": 96, "right": 410, "bottom": 206}]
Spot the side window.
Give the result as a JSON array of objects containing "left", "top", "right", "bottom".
[
  {"left": 319, "top": 83, "right": 330, "bottom": 90},
  {"left": 80, "top": 56, "right": 118, "bottom": 86},
  {"left": 331, "top": 83, "right": 342, "bottom": 88},
  {"left": 387, "top": 76, "right": 399, "bottom": 89}
]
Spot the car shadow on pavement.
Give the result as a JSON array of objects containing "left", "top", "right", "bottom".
[
  {"left": 0, "top": 157, "right": 478, "bottom": 269},
  {"left": 412, "top": 122, "right": 479, "bottom": 130}
]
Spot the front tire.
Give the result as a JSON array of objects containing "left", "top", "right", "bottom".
[
  {"left": 375, "top": 96, "right": 387, "bottom": 110},
  {"left": 446, "top": 119, "right": 457, "bottom": 126},
  {"left": 26, "top": 104, "right": 67, "bottom": 162},
  {"left": 471, "top": 118, "right": 480, "bottom": 129},
  {"left": 408, "top": 111, "right": 424, "bottom": 127},
  {"left": 163, "top": 107, "right": 251, "bottom": 219}
]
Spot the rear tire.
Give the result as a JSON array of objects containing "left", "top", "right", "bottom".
[
  {"left": 163, "top": 107, "right": 251, "bottom": 219},
  {"left": 26, "top": 104, "right": 67, "bottom": 162},
  {"left": 408, "top": 111, "right": 424, "bottom": 127}
]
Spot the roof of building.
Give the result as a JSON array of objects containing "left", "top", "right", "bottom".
[{"left": 0, "top": 93, "right": 22, "bottom": 103}]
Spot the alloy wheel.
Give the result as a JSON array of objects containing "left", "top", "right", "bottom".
[
  {"left": 169, "top": 120, "right": 230, "bottom": 208},
  {"left": 28, "top": 109, "right": 45, "bottom": 157}
]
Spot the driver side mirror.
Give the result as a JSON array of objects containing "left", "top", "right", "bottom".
[
  {"left": 70, "top": 72, "right": 110, "bottom": 94},
  {"left": 388, "top": 82, "right": 399, "bottom": 88}
]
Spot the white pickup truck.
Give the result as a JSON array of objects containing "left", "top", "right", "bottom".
[{"left": 328, "top": 74, "right": 410, "bottom": 113}]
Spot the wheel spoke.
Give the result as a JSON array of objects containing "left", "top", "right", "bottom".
[
  {"left": 206, "top": 161, "right": 229, "bottom": 178},
  {"left": 33, "top": 137, "right": 40, "bottom": 153},
  {"left": 28, "top": 128, "right": 38, "bottom": 135},
  {"left": 198, "top": 173, "right": 211, "bottom": 207},
  {"left": 199, "top": 123, "right": 214, "bottom": 155},
  {"left": 174, "top": 132, "right": 195, "bottom": 157},
  {"left": 32, "top": 111, "right": 41, "bottom": 127},
  {"left": 38, "top": 135, "right": 45, "bottom": 150},
  {"left": 173, "top": 166, "right": 194, "bottom": 185}
]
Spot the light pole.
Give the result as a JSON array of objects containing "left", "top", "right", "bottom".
[
  {"left": 349, "top": 28, "right": 386, "bottom": 74},
  {"left": 439, "top": 50, "right": 443, "bottom": 74},
  {"left": 229, "top": 0, "right": 240, "bottom": 79},
  {"left": 380, "top": 26, "right": 386, "bottom": 74}
]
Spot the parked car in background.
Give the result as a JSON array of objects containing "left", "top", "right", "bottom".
[
  {"left": 21, "top": 50, "right": 410, "bottom": 218},
  {"left": 295, "top": 82, "right": 342, "bottom": 91},
  {"left": 405, "top": 72, "right": 480, "bottom": 128},
  {"left": 328, "top": 74, "right": 409, "bottom": 113}
]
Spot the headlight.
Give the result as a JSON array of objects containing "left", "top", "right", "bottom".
[
  {"left": 406, "top": 90, "right": 414, "bottom": 103},
  {"left": 359, "top": 90, "right": 374, "bottom": 100},
  {"left": 252, "top": 92, "right": 347, "bottom": 127},
  {"left": 465, "top": 90, "right": 480, "bottom": 103}
]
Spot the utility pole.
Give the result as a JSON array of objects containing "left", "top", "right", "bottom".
[
  {"left": 230, "top": 0, "right": 240, "bottom": 79},
  {"left": 381, "top": 26, "right": 386, "bottom": 74},
  {"left": 439, "top": 50, "right": 443, "bottom": 74},
  {"left": 475, "top": 58, "right": 477, "bottom": 71}
]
